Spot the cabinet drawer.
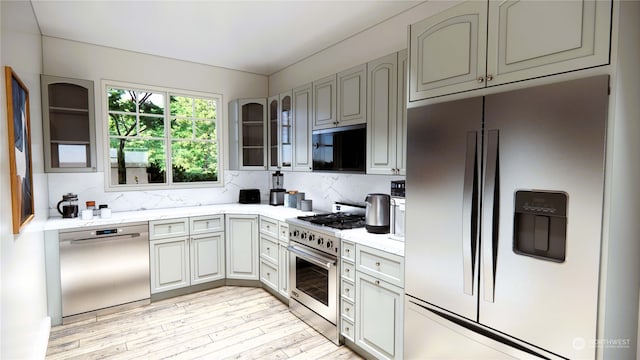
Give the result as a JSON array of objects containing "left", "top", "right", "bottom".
[
  {"left": 342, "top": 241, "right": 355, "bottom": 261},
  {"left": 341, "top": 297, "right": 355, "bottom": 322},
  {"left": 342, "top": 260, "right": 355, "bottom": 282},
  {"left": 341, "top": 317, "right": 355, "bottom": 341},
  {"left": 190, "top": 215, "right": 224, "bottom": 234},
  {"left": 149, "top": 218, "right": 189, "bottom": 240},
  {"left": 260, "top": 259, "right": 278, "bottom": 290},
  {"left": 260, "top": 217, "right": 279, "bottom": 238},
  {"left": 342, "top": 279, "right": 355, "bottom": 302},
  {"left": 278, "top": 222, "right": 289, "bottom": 243},
  {"left": 260, "top": 235, "right": 279, "bottom": 264},
  {"left": 357, "top": 245, "right": 404, "bottom": 288}
]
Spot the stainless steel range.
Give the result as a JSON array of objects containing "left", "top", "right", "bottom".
[{"left": 287, "top": 203, "right": 365, "bottom": 345}]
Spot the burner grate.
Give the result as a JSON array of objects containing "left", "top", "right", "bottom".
[{"left": 297, "top": 213, "right": 365, "bottom": 230}]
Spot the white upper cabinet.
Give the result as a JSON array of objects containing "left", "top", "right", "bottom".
[
  {"left": 41, "top": 75, "right": 97, "bottom": 172},
  {"left": 362, "top": 49, "right": 407, "bottom": 175},
  {"left": 279, "top": 92, "right": 294, "bottom": 170},
  {"left": 410, "top": 1, "right": 487, "bottom": 100},
  {"left": 267, "top": 95, "right": 280, "bottom": 170},
  {"left": 312, "top": 75, "right": 338, "bottom": 130},
  {"left": 228, "top": 98, "right": 267, "bottom": 169},
  {"left": 337, "top": 64, "right": 367, "bottom": 127},
  {"left": 409, "top": 0, "right": 611, "bottom": 100},
  {"left": 367, "top": 52, "right": 398, "bottom": 175},
  {"left": 487, "top": 0, "right": 611, "bottom": 86},
  {"left": 267, "top": 93, "right": 294, "bottom": 171},
  {"left": 292, "top": 83, "right": 313, "bottom": 172}
]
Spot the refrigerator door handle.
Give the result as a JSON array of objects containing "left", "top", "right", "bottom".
[
  {"left": 462, "top": 131, "right": 477, "bottom": 296},
  {"left": 482, "top": 129, "right": 499, "bottom": 303}
]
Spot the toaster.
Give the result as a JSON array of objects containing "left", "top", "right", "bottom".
[{"left": 239, "top": 189, "right": 261, "bottom": 204}]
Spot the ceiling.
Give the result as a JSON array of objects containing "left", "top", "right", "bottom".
[{"left": 31, "top": 0, "right": 422, "bottom": 76}]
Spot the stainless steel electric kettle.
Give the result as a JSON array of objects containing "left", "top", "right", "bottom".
[{"left": 365, "top": 193, "right": 390, "bottom": 234}]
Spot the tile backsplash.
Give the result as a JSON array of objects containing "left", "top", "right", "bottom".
[{"left": 47, "top": 170, "right": 403, "bottom": 217}]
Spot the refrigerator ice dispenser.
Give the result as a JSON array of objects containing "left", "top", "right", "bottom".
[{"left": 513, "top": 191, "right": 567, "bottom": 262}]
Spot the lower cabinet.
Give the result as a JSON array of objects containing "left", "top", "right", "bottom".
[
  {"left": 277, "top": 242, "right": 289, "bottom": 299},
  {"left": 259, "top": 216, "right": 290, "bottom": 300},
  {"left": 150, "top": 236, "right": 190, "bottom": 293},
  {"left": 150, "top": 215, "right": 225, "bottom": 294},
  {"left": 190, "top": 233, "right": 225, "bottom": 285},
  {"left": 355, "top": 271, "right": 403, "bottom": 360},
  {"left": 340, "top": 241, "right": 404, "bottom": 360},
  {"left": 226, "top": 214, "right": 259, "bottom": 280}
]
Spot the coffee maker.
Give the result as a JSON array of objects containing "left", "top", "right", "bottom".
[
  {"left": 269, "top": 171, "right": 286, "bottom": 206},
  {"left": 57, "top": 193, "right": 79, "bottom": 218}
]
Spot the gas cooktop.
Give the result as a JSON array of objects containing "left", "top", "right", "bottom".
[{"left": 297, "top": 213, "right": 365, "bottom": 230}]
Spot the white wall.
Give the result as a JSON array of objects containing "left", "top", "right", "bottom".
[
  {"left": 42, "top": 37, "right": 271, "bottom": 213},
  {"left": 1, "top": 1, "right": 50, "bottom": 359},
  {"left": 268, "top": 0, "right": 458, "bottom": 95}
]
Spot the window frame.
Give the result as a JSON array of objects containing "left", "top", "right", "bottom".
[{"left": 102, "top": 80, "right": 223, "bottom": 191}]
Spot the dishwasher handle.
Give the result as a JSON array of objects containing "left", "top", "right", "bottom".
[{"left": 67, "top": 233, "right": 141, "bottom": 245}]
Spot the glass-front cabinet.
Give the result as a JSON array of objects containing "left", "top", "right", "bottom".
[
  {"left": 279, "top": 92, "right": 293, "bottom": 170},
  {"left": 267, "top": 92, "right": 293, "bottom": 171},
  {"left": 228, "top": 98, "right": 267, "bottom": 170},
  {"left": 41, "top": 75, "right": 96, "bottom": 172},
  {"left": 268, "top": 96, "right": 279, "bottom": 169}
]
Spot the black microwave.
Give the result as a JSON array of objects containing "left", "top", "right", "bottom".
[{"left": 312, "top": 124, "right": 366, "bottom": 173}]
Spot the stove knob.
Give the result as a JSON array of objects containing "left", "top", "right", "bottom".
[
  {"left": 326, "top": 240, "right": 333, "bottom": 249},
  {"left": 301, "top": 232, "right": 307, "bottom": 240},
  {"left": 309, "top": 234, "right": 315, "bottom": 242},
  {"left": 317, "top": 237, "right": 324, "bottom": 246},
  {"left": 293, "top": 230, "right": 300, "bottom": 238}
]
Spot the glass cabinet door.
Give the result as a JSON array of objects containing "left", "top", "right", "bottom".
[
  {"left": 240, "top": 100, "right": 266, "bottom": 167},
  {"left": 269, "top": 98, "right": 279, "bottom": 168},
  {"left": 41, "top": 75, "right": 96, "bottom": 172},
  {"left": 280, "top": 93, "right": 292, "bottom": 169}
]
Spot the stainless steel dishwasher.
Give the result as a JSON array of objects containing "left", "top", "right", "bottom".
[{"left": 59, "top": 222, "right": 150, "bottom": 321}]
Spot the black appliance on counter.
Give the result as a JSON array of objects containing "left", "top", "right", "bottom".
[
  {"left": 238, "top": 189, "right": 260, "bottom": 204},
  {"left": 312, "top": 124, "right": 366, "bottom": 173}
]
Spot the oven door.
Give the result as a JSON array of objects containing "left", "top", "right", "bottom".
[{"left": 288, "top": 243, "right": 338, "bottom": 324}]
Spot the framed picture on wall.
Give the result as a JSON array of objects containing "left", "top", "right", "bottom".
[{"left": 5, "top": 66, "right": 34, "bottom": 234}]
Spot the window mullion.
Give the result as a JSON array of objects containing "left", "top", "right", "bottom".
[{"left": 164, "top": 91, "right": 173, "bottom": 185}]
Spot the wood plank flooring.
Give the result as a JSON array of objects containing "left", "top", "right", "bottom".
[{"left": 46, "top": 286, "right": 362, "bottom": 360}]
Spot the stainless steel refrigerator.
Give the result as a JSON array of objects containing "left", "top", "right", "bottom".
[{"left": 404, "top": 75, "right": 609, "bottom": 359}]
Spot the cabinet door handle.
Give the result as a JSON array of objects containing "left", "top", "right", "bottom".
[
  {"left": 486, "top": 74, "right": 494, "bottom": 82},
  {"left": 477, "top": 76, "right": 485, "bottom": 83}
]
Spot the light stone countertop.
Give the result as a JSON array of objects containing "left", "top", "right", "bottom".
[
  {"left": 44, "top": 203, "right": 315, "bottom": 231},
  {"left": 339, "top": 227, "right": 405, "bottom": 257},
  {"left": 44, "top": 203, "right": 405, "bottom": 257}
]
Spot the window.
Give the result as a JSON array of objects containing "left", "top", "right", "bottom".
[{"left": 105, "top": 81, "right": 221, "bottom": 189}]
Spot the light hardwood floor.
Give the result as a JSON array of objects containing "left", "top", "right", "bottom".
[{"left": 46, "top": 286, "right": 363, "bottom": 359}]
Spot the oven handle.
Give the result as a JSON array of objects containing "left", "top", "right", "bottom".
[{"left": 288, "top": 245, "right": 336, "bottom": 270}]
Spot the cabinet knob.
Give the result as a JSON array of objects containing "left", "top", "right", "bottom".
[
  {"left": 346, "top": 249, "right": 350, "bottom": 253},
  {"left": 375, "top": 280, "right": 380, "bottom": 285},
  {"left": 376, "top": 261, "right": 381, "bottom": 267},
  {"left": 346, "top": 268, "right": 350, "bottom": 273},
  {"left": 486, "top": 74, "right": 494, "bottom": 82},
  {"left": 477, "top": 76, "right": 485, "bottom": 83}
]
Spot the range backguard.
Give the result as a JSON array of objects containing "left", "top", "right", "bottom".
[{"left": 513, "top": 191, "right": 567, "bottom": 262}]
